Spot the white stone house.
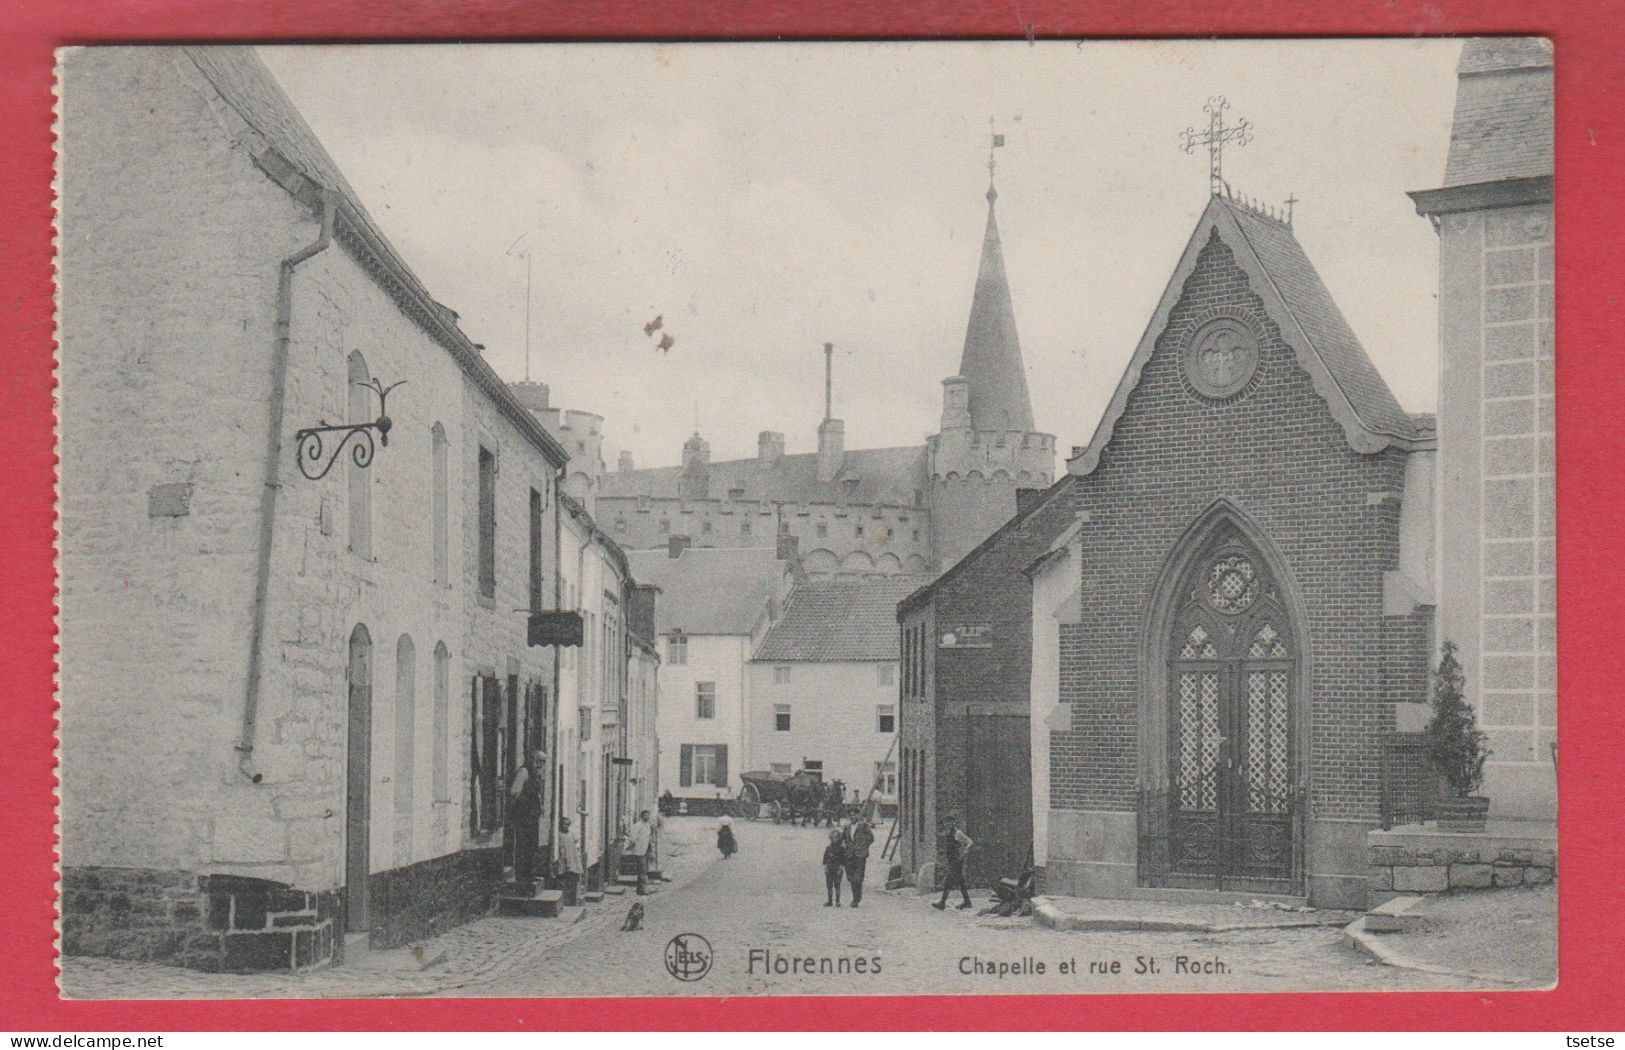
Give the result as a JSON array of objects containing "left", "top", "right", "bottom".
[
  {"left": 745, "top": 577, "right": 924, "bottom": 810},
  {"left": 627, "top": 542, "right": 796, "bottom": 808},
  {"left": 57, "top": 46, "right": 570, "bottom": 971}
]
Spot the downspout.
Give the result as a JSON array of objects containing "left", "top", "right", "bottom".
[
  {"left": 548, "top": 465, "right": 565, "bottom": 867},
  {"left": 575, "top": 508, "right": 593, "bottom": 879},
  {"left": 237, "top": 190, "right": 337, "bottom": 783}
]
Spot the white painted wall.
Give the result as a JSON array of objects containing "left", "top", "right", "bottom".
[
  {"left": 744, "top": 660, "right": 898, "bottom": 800},
  {"left": 656, "top": 634, "right": 751, "bottom": 798},
  {"left": 1029, "top": 535, "right": 1079, "bottom": 867}
]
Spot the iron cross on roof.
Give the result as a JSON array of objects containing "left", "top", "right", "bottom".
[{"left": 1181, "top": 96, "right": 1253, "bottom": 196}]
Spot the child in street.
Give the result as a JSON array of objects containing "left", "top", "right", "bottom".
[
  {"left": 717, "top": 815, "right": 737, "bottom": 859},
  {"left": 822, "top": 828, "right": 847, "bottom": 906}
]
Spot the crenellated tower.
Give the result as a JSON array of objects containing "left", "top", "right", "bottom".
[{"left": 926, "top": 170, "right": 1055, "bottom": 570}]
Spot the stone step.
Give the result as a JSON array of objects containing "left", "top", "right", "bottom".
[
  {"left": 497, "top": 890, "right": 564, "bottom": 918},
  {"left": 582, "top": 891, "right": 605, "bottom": 903},
  {"left": 1127, "top": 885, "right": 1310, "bottom": 909},
  {"left": 1363, "top": 894, "right": 1423, "bottom": 934}
]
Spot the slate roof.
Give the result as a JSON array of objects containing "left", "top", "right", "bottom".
[
  {"left": 1070, "top": 194, "right": 1421, "bottom": 476},
  {"left": 625, "top": 547, "right": 790, "bottom": 636},
  {"left": 754, "top": 576, "right": 930, "bottom": 663},
  {"left": 601, "top": 445, "right": 929, "bottom": 508},
  {"left": 957, "top": 190, "right": 1037, "bottom": 433},
  {"left": 1224, "top": 201, "right": 1419, "bottom": 443},
  {"left": 175, "top": 47, "right": 568, "bottom": 466},
  {"left": 1444, "top": 38, "right": 1553, "bottom": 188}
]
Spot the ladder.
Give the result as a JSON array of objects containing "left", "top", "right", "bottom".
[{"left": 863, "top": 734, "right": 901, "bottom": 860}]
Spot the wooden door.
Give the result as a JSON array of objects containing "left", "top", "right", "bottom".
[{"left": 965, "top": 716, "right": 1031, "bottom": 887}]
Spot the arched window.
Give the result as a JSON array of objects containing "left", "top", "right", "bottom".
[
  {"left": 394, "top": 634, "right": 416, "bottom": 866},
  {"left": 432, "top": 423, "right": 448, "bottom": 586},
  {"left": 432, "top": 641, "right": 450, "bottom": 838},
  {"left": 347, "top": 351, "right": 373, "bottom": 559}
]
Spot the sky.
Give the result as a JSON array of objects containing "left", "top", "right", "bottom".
[{"left": 260, "top": 40, "right": 1462, "bottom": 471}]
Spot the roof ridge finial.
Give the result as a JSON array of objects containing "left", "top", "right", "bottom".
[{"left": 987, "top": 116, "right": 1005, "bottom": 203}]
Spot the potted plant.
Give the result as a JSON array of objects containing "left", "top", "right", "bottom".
[{"left": 1425, "top": 641, "right": 1492, "bottom": 831}]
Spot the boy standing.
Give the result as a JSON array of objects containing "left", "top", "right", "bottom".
[{"left": 822, "top": 828, "right": 847, "bottom": 907}]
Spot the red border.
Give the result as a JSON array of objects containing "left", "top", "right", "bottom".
[{"left": 4, "top": 0, "right": 1622, "bottom": 1032}]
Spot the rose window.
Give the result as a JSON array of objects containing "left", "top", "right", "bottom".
[{"left": 1206, "top": 554, "right": 1259, "bottom": 614}]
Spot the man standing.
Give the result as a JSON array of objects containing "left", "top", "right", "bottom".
[
  {"left": 843, "top": 813, "right": 875, "bottom": 908},
  {"left": 556, "top": 816, "right": 582, "bottom": 906},
  {"left": 624, "top": 809, "right": 654, "bottom": 895},
  {"left": 932, "top": 814, "right": 974, "bottom": 911},
  {"left": 507, "top": 749, "right": 544, "bottom": 880}
]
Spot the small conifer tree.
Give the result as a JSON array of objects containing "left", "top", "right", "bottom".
[{"left": 1425, "top": 641, "right": 1491, "bottom": 797}]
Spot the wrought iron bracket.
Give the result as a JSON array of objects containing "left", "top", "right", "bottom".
[{"left": 293, "top": 378, "right": 407, "bottom": 481}]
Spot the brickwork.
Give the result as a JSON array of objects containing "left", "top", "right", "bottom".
[
  {"left": 1053, "top": 228, "right": 1421, "bottom": 832},
  {"left": 898, "top": 481, "right": 1074, "bottom": 885}
]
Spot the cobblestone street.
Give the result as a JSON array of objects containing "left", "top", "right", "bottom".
[{"left": 63, "top": 817, "right": 1498, "bottom": 998}]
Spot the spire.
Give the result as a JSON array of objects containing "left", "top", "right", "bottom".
[{"left": 955, "top": 186, "right": 1035, "bottom": 433}]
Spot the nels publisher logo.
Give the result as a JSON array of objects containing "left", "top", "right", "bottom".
[{"left": 664, "top": 933, "right": 713, "bottom": 982}]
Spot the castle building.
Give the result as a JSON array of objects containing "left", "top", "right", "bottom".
[{"left": 598, "top": 178, "right": 1056, "bottom": 578}]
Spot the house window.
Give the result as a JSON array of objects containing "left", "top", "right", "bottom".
[
  {"left": 579, "top": 704, "right": 592, "bottom": 742},
  {"left": 477, "top": 446, "right": 496, "bottom": 599},
  {"left": 855, "top": 524, "right": 865, "bottom": 538},
  {"left": 774, "top": 666, "right": 791, "bottom": 685},
  {"left": 877, "top": 704, "right": 895, "bottom": 733},
  {"left": 877, "top": 664, "right": 893, "bottom": 687},
  {"left": 471, "top": 674, "right": 503, "bottom": 833},
  {"left": 681, "top": 743, "right": 729, "bottom": 788},
  {"left": 774, "top": 704, "right": 791, "bottom": 732},
  {"left": 816, "top": 522, "right": 828, "bottom": 538},
  {"left": 802, "top": 760, "right": 823, "bottom": 780},
  {"left": 770, "top": 762, "right": 792, "bottom": 776},
  {"left": 659, "top": 518, "right": 671, "bottom": 534},
  {"left": 875, "top": 760, "right": 897, "bottom": 796},
  {"left": 667, "top": 632, "right": 688, "bottom": 666},
  {"left": 702, "top": 519, "right": 713, "bottom": 534},
  {"left": 913, "top": 529, "right": 921, "bottom": 542},
  {"left": 741, "top": 520, "right": 752, "bottom": 537},
  {"left": 696, "top": 682, "right": 717, "bottom": 719}
]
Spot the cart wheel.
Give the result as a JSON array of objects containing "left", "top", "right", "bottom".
[{"left": 736, "top": 783, "right": 762, "bottom": 821}]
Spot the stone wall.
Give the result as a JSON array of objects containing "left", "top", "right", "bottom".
[
  {"left": 1368, "top": 826, "right": 1555, "bottom": 894},
  {"left": 57, "top": 47, "right": 566, "bottom": 969}
]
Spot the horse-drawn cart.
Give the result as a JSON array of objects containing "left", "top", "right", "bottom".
[{"left": 736, "top": 770, "right": 844, "bottom": 825}]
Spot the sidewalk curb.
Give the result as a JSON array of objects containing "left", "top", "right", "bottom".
[
  {"left": 1032, "top": 896, "right": 1345, "bottom": 935},
  {"left": 1341, "top": 916, "right": 1517, "bottom": 986}
]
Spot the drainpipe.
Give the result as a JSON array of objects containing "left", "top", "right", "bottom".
[
  {"left": 236, "top": 190, "right": 337, "bottom": 784},
  {"left": 548, "top": 465, "right": 565, "bottom": 866}
]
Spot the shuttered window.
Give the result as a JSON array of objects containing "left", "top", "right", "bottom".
[{"left": 477, "top": 447, "right": 496, "bottom": 599}]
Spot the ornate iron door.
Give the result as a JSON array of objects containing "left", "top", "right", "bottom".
[{"left": 1167, "top": 544, "right": 1297, "bottom": 891}]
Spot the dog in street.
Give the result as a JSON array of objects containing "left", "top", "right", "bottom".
[{"left": 620, "top": 901, "right": 645, "bottom": 932}]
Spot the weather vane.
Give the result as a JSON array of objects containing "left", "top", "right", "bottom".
[{"left": 1180, "top": 96, "right": 1253, "bottom": 196}]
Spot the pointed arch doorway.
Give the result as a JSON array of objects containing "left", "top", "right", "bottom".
[{"left": 1140, "top": 513, "right": 1306, "bottom": 894}]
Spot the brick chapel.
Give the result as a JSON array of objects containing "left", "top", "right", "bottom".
[{"left": 1039, "top": 191, "right": 1438, "bottom": 909}]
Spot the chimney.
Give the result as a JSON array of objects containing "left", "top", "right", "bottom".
[
  {"left": 776, "top": 532, "right": 800, "bottom": 562},
  {"left": 1070, "top": 445, "right": 1085, "bottom": 460},
  {"left": 617, "top": 450, "right": 635, "bottom": 472},
  {"left": 817, "top": 419, "right": 845, "bottom": 483},
  {"left": 680, "top": 432, "right": 710, "bottom": 498},
  {"left": 668, "top": 535, "right": 692, "bottom": 559},
  {"left": 628, "top": 583, "right": 658, "bottom": 642},
  {"left": 758, "top": 431, "right": 785, "bottom": 466}
]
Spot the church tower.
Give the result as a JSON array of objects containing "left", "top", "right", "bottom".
[{"left": 927, "top": 157, "right": 1055, "bottom": 570}]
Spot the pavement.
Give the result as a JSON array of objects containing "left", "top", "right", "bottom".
[
  {"left": 61, "top": 817, "right": 1517, "bottom": 998},
  {"left": 1344, "top": 884, "right": 1556, "bottom": 988}
]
